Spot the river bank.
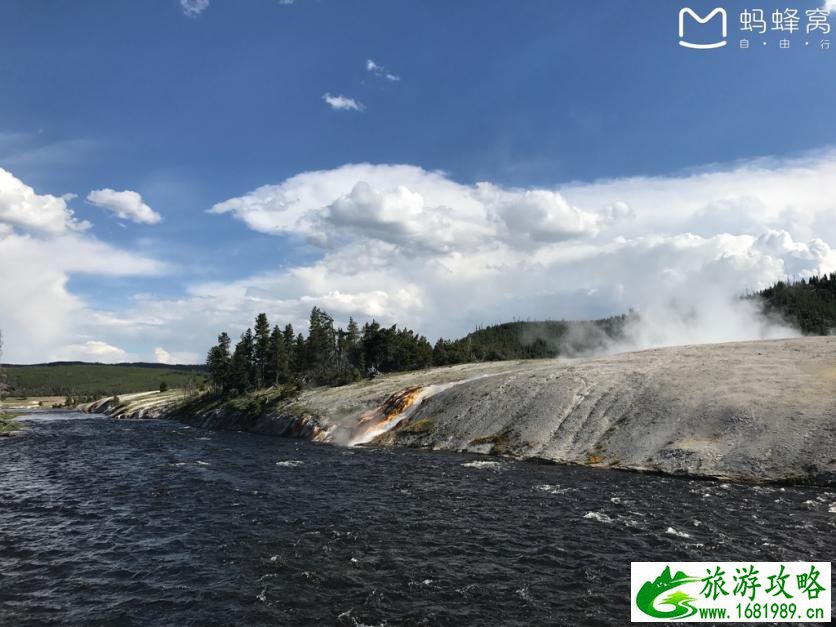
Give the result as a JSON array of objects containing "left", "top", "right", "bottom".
[
  {"left": 0, "top": 411, "right": 23, "bottom": 436},
  {"left": 82, "top": 337, "right": 836, "bottom": 486}
]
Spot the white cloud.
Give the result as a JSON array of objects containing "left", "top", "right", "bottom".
[
  {"left": 0, "top": 169, "right": 167, "bottom": 363},
  {"left": 6, "top": 153, "right": 836, "bottom": 363},
  {"left": 180, "top": 0, "right": 209, "bottom": 17},
  {"left": 200, "top": 153, "right": 836, "bottom": 352},
  {"left": 323, "top": 93, "right": 365, "bottom": 112},
  {"left": 86, "top": 188, "right": 162, "bottom": 225},
  {"left": 154, "top": 347, "right": 172, "bottom": 364},
  {"left": 154, "top": 346, "right": 200, "bottom": 364},
  {"left": 55, "top": 340, "right": 129, "bottom": 363},
  {"left": 209, "top": 163, "right": 605, "bottom": 252},
  {"left": 366, "top": 59, "right": 400, "bottom": 81},
  {"left": 0, "top": 168, "right": 89, "bottom": 234},
  {"left": 824, "top": 1, "right": 835, "bottom": 12}
]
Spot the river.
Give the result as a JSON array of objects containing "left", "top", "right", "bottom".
[{"left": 1, "top": 411, "right": 833, "bottom": 625}]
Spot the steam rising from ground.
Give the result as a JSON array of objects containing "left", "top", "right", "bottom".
[
  {"left": 615, "top": 295, "right": 798, "bottom": 354},
  {"left": 553, "top": 288, "right": 800, "bottom": 359}
]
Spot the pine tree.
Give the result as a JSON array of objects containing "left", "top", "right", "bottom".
[
  {"left": 253, "top": 313, "right": 271, "bottom": 388},
  {"left": 230, "top": 329, "right": 255, "bottom": 393},
  {"left": 206, "top": 332, "right": 231, "bottom": 394},
  {"left": 306, "top": 307, "right": 336, "bottom": 382},
  {"left": 293, "top": 333, "right": 306, "bottom": 378},
  {"left": 267, "top": 324, "right": 289, "bottom": 385},
  {"left": 346, "top": 317, "right": 361, "bottom": 370},
  {"left": 282, "top": 323, "right": 294, "bottom": 364}
]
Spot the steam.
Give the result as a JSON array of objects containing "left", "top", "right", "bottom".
[
  {"left": 545, "top": 284, "right": 800, "bottom": 359},
  {"left": 614, "top": 296, "right": 798, "bottom": 354}
]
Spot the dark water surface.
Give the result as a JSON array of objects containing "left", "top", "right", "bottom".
[{"left": 1, "top": 412, "right": 834, "bottom": 625}]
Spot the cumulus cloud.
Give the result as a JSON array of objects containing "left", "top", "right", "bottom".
[
  {"left": 180, "top": 0, "right": 209, "bottom": 17},
  {"left": 209, "top": 163, "right": 605, "bottom": 253},
  {"left": 154, "top": 347, "right": 172, "bottom": 364},
  {"left": 0, "top": 168, "right": 89, "bottom": 234},
  {"left": 0, "top": 169, "right": 167, "bottom": 363},
  {"left": 6, "top": 153, "right": 836, "bottom": 363},
  {"left": 366, "top": 59, "right": 400, "bottom": 81},
  {"left": 323, "top": 93, "right": 365, "bottom": 112},
  {"left": 55, "top": 340, "right": 129, "bottom": 363},
  {"left": 0, "top": 230, "right": 166, "bottom": 362},
  {"left": 825, "top": 1, "right": 835, "bottom": 12},
  {"left": 154, "top": 346, "right": 200, "bottom": 364},
  {"left": 200, "top": 153, "right": 836, "bottom": 353},
  {"left": 86, "top": 188, "right": 162, "bottom": 225}
]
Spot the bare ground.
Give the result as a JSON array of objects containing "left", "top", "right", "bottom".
[{"left": 86, "top": 337, "right": 836, "bottom": 484}]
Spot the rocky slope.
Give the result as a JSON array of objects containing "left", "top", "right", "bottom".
[
  {"left": 81, "top": 389, "right": 191, "bottom": 419},
  {"left": 376, "top": 337, "right": 836, "bottom": 484},
  {"left": 85, "top": 337, "right": 836, "bottom": 484}
]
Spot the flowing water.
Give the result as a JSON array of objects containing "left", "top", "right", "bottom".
[{"left": 1, "top": 412, "right": 834, "bottom": 625}]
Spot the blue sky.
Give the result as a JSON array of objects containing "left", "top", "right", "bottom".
[{"left": 1, "top": 0, "right": 835, "bottom": 363}]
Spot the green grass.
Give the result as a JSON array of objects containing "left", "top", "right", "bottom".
[
  {"left": 2, "top": 363, "right": 205, "bottom": 398},
  {"left": 168, "top": 384, "right": 303, "bottom": 421},
  {"left": 0, "top": 410, "right": 22, "bottom": 435}
]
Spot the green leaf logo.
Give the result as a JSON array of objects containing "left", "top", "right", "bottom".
[{"left": 636, "top": 566, "right": 701, "bottom": 619}]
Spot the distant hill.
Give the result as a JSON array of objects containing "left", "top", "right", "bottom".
[
  {"left": 1, "top": 363, "right": 206, "bottom": 398},
  {"left": 433, "top": 314, "right": 633, "bottom": 364},
  {"left": 756, "top": 272, "right": 836, "bottom": 335}
]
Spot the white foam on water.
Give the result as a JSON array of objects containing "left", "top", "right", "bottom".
[
  {"left": 276, "top": 460, "right": 304, "bottom": 467},
  {"left": 583, "top": 511, "right": 613, "bottom": 524},
  {"left": 666, "top": 526, "right": 691, "bottom": 538},
  {"left": 462, "top": 460, "right": 502, "bottom": 470},
  {"left": 196, "top": 460, "right": 210, "bottom": 466}
]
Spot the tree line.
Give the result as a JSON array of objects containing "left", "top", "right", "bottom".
[
  {"left": 204, "top": 308, "right": 632, "bottom": 396},
  {"left": 757, "top": 272, "right": 836, "bottom": 335},
  {"left": 205, "top": 308, "right": 434, "bottom": 395},
  {"left": 199, "top": 272, "right": 836, "bottom": 398}
]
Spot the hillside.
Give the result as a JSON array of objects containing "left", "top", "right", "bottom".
[
  {"left": 1, "top": 362, "right": 205, "bottom": 398},
  {"left": 440, "top": 314, "right": 632, "bottom": 362},
  {"left": 94, "top": 337, "right": 836, "bottom": 485},
  {"left": 757, "top": 272, "right": 836, "bottom": 335}
]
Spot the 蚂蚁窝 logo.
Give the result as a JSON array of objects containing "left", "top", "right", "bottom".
[{"left": 679, "top": 7, "right": 728, "bottom": 49}]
